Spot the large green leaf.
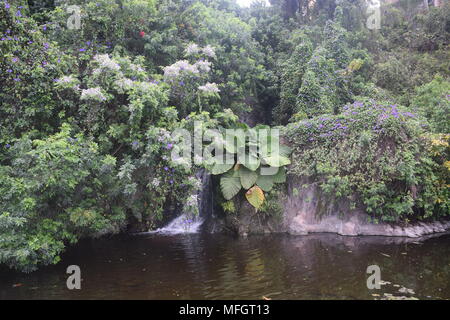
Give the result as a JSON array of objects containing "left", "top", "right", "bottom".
[
  {"left": 220, "top": 170, "right": 242, "bottom": 200},
  {"left": 241, "top": 151, "right": 260, "bottom": 171},
  {"left": 211, "top": 162, "right": 235, "bottom": 175},
  {"left": 235, "top": 122, "right": 250, "bottom": 130},
  {"left": 256, "top": 173, "right": 275, "bottom": 192},
  {"left": 245, "top": 186, "right": 265, "bottom": 210},
  {"left": 262, "top": 154, "right": 291, "bottom": 167},
  {"left": 258, "top": 134, "right": 276, "bottom": 158},
  {"left": 258, "top": 129, "right": 291, "bottom": 158},
  {"left": 273, "top": 166, "right": 287, "bottom": 183},
  {"left": 239, "top": 166, "right": 258, "bottom": 189},
  {"left": 254, "top": 124, "right": 270, "bottom": 130},
  {"left": 224, "top": 130, "right": 246, "bottom": 154}
]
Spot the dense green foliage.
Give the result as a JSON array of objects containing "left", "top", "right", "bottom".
[
  {"left": 285, "top": 101, "right": 449, "bottom": 223},
  {"left": 1, "top": 0, "right": 449, "bottom": 271},
  {"left": 206, "top": 125, "right": 291, "bottom": 209},
  {"left": 0, "top": 125, "right": 125, "bottom": 271}
]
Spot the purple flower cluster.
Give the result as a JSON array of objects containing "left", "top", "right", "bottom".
[{"left": 291, "top": 100, "right": 422, "bottom": 147}]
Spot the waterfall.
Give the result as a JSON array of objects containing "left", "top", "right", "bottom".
[
  {"left": 151, "top": 169, "right": 212, "bottom": 235},
  {"left": 152, "top": 213, "right": 204, "bottom": 234}
]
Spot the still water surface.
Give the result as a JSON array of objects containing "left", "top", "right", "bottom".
[{"left": 1, "top": 232, "right": 449, "bottom": 299}]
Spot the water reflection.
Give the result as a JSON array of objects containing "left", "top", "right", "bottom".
[{"left": 1, "top": 233, "right": 449, "bottom": 299}]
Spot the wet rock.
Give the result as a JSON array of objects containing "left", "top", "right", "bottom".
[
  {"left": 204, "top": 174, "right": 450, "bottom": 238},
  {"left": 282, "top": 176, "right": 450, "bottom": 238}
]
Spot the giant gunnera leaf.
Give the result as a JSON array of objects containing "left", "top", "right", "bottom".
[
  {"left": 220, "top": 170, "right": 242, "bottom": 200},
  {"left": 245, "top": 186, "right": 265, "bottom": 210},
  {"left": 241, "top": 151, "right": 260, "bottom": 171},
  {"left": 256, "top": 172, "right": 275, "bottom": 192},
  {"left": 273, "top": 166, "right": 287, "bottom": 183},
  {"left": 262, "top": 154, "right": 291, "bottom": 167},
  {"left": 211, "top": 162, "right": 235, "bottom": 175},
  {"left": 239, "top": 166, "right": 258, "bottom": 189}
]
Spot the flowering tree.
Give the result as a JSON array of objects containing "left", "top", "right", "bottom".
[{"left": 163, "top": 43, "right": 221, "bottom": 117}]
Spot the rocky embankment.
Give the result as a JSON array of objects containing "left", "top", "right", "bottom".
[{"left": 204, "top": 175, "right": 450, "bottom": 238}]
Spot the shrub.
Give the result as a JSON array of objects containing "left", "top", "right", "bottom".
[
  {"left": 0, "top": 4, "right": 72, "bottom": 144},
  {"left": 285, "top": 101, "right": 449, "bottom": 222},
  {"left": 0, "top": 124, "right": 125, "bottom": 272},
  {"left": 411, "top": 75, "right": 450, "bottom": 133}
]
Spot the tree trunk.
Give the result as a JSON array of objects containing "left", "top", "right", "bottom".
[{"left": 423, "top": 0, "right": 429, "bottom": 11}]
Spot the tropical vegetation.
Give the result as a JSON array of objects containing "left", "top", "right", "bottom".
[{"left": 0, "top": 0, "right": 449, "bottom": 272}]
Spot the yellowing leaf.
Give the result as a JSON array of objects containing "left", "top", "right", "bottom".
[
  {"left": 444, "top": 161, "right": 450, "bottom": 171},
  {"left": 245, "top": 186, "right": 265, "bottom": 210}
]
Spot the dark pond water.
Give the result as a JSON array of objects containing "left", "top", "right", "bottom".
[{"left": 1, "top": 232, "right": 450, "bottom": 300}]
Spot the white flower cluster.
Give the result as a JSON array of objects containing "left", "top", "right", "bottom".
[
  {"left": 198, "top": 82, "right": 220, "bottom": 93},
  {"left": 185, "top": 43, "right": 216, "bottom": 59},
  {"left": 188, "top": 176, "right": 202, "bottom": 191},
  {"left": 157, "top": 128, "right": 171, "bottom": 143},
  {"left": 130, "top": 81, "right": 157, "bottom": 95},
  {"left": 185, "top": 43, "right": 200, "bottom": 55},
  {"left": 80, "top": 87, "right": 107, "bottom": 102},
  {"left": 194, "top": 60, "right": 211, "bottom": 73},
  {"left": 164, "top": 43, "right": 216, "bottom": 82},
  {"left": 163, "top": 60, "right": 199, "bottom": 80},
  {"left": 151, "top": 177, "right": 160, "bottom": 188},
  {"left": 114, "top": 78, "right": 134, "bottom": 92},
  {"left": 93, "top": 54, "right": 120, "bottom": 74},
  {"left": 185, "top": 194, "right": 199, "bottom": 208},
  {"left": 55, "top": 75, "right": 79, "bottom": 90},
  {"left": 202, "top": 45, "right": 216, "bottom": 58},
  {"left": 130, "top": 63, "right": 144, "bottom": 73},
  {"left": 58, "top": 75, "right": 76, "bottom": 84}
]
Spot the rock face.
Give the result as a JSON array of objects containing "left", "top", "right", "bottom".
[
  {"left": 283, "top": 177, "right": 450, "bottom": 238},
  {"left": 205, "top": 175, "right": 450, "bottom": 238},
  {"left": 203, "top": 191, "right": 285, "bottom": 236}
]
